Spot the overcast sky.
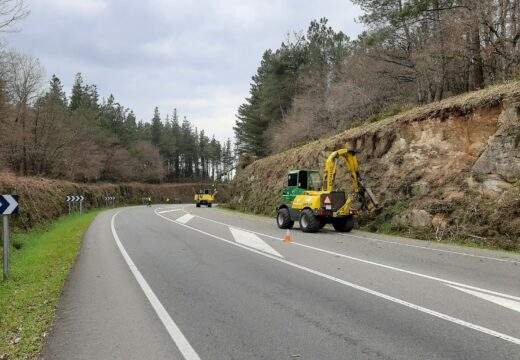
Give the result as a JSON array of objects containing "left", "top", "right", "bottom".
[{"left": 8, "top": 0, "right": 364, "bottom": 142}]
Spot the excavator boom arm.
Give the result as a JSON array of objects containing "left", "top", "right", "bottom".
[
  {"left": 323, "top": 149, "right": 359, "bottom": 193},
  {"left": 322, "top": 148, "right": 380, "bottom": 214}
]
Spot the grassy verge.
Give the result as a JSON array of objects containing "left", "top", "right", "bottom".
[{"left": 0, "top": 210, "right": 102, "bottom": 359}]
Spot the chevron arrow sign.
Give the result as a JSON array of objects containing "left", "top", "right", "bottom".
[
  {"left": 66, "top": 195, "right": 85, "bottom": 202},
  {"left": 0, "top": 195, "right": 19, "bottom": 215}
]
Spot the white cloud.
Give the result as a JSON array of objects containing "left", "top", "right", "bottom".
[
  {"left": 45, "top": 0, "right": 108, "bottom": 15},
  {"left": 8, "top": 0, "right": 365, "bottom": 143}
]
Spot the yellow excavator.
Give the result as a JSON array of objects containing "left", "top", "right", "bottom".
[
  {"left": 194, "top": 181, "right": 217, "bottom": 208},
  {"left": 194, "top": 165, "right": 236, "bottom": 208},
  {"left": 276, "top": 148, "right": 381, "bottom": 233}
]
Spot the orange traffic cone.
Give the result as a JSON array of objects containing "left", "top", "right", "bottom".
[{"left": 284, "top": 229, "right": 293, "bottom": 243}]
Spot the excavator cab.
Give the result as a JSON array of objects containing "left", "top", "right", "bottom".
[{"left": 282, "top": 170, "right": 321, "bottom": 202}]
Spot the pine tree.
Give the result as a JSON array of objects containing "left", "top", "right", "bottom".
[
  {"left": 123, "top": 110, "right": 138, "bottom": 144},
  {"left": 49, "top": 75, "right": 67, "bottom": 106},
  {"left": 69, "top": 73, "right": 84, "bottom": 111},
  {"left": 171, "top": 109, "right": 181, "bottom": 177},
  {"left": 150, "top": 106, "right": 162, "bottom": 146}
]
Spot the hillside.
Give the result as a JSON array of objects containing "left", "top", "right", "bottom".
[{"left": 227, "top": 81, "right": 520, "bottom": 250}]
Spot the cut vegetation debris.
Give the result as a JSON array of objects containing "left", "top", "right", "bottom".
[
  {"left": 0, "top": 211, "right": 100, "bottom": 360},
  {"left": 228, "top": 81, "right": 520, "bottom": 251}
]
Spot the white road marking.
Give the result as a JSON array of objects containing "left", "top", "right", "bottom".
[
  {"left": 191, "top": 204, "right": 518, "bottom": 264},
  {"left": 111, "top": 211, "right": 201, "bottom": 360},
  {"left": 448, "top": 285, "right": 520, "bottom": 313},
  {"left": 187, "top": 211, "right": 520, "bottom": 302},
  {"left": 340, "top": 233, "right": 520, "bottom": 264},
  {"left": 158, "top": 209, "right": 183, "bottom": 214},
  {"left": 176, "top": 214, "right": 194, "bottom": 224},
  {"left": 154, "top": 209, "right": 520, "bottom": 346},
  {"left": 229, "top": 227, "right": 282, "bottom": 257}
]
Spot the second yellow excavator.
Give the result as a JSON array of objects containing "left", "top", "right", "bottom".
[
  {"left": 276, "top": 148, "right": 381, "bottom": 233},
  {"left": 194, "top": 165, "right": 237, "bottom": 208},
  {"left": 194, "top": 179, "right": 218, "bottom": 207}
]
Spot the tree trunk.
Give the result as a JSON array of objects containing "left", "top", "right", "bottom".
[{"left": 470, "top": 18, "right": 484, "bottom": 89}]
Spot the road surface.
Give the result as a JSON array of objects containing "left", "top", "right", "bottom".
[{"left": 42, "top": 204, "right": 520, "bottom": 359}]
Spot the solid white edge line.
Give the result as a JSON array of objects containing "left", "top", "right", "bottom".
[
  {"left": 188, "top": 211, "right": 520, "bottom": 302},
  {"left": 155, "top": 209, "right": 520, "bottom": 346},
  {"left": 111, "top": 210, "right": 201, "bottom": 360}
]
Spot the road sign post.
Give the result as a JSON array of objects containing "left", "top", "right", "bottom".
[
  {"left": 3, "top": 215, "right": 9, "bottom": 280},
  {"left": 104, "top": 196, "right": 115, "bottom": 208},
  {"left": 1, "top": 195, "right": 19, "bottom": 280},
  {"left": 67, "top": 195, "right": 85, "bottom": 216}
]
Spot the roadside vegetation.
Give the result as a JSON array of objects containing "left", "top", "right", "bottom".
[{"left": 0, "top": 210, "right": 101, "bottom": 359}]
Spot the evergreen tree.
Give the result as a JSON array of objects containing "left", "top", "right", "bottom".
[
  {"left": 49, "top": 75, "right": 68, "bottom": 106},
  {"left": 150, "top": 106, "right": 162, "bottom": 146},
  {"left": 69, "top": 72, "right": 84, "bottom": 111},
  {"left": 123, "top": 110, "right": 138, "bottom": 144}
]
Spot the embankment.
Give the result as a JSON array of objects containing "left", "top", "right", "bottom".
[
  {"left": 228, "top": 81, "right": 520, "bottom": 250},
  {"left": 0, "top": 173, "right": 218, "bottom": 230}
]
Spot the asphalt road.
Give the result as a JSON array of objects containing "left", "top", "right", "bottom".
[{"left": 42, "top": 204, "right": 520, "bottom": 359}]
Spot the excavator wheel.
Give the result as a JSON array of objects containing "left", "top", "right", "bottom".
[
  {"left": 208, "top": 203, "right": 212, "bottom": 208},
  {"left": 276, "top": 208, "right": 294, "bottom": 229},
  {"left": 300, "top": 209, "right": 320, "bottom": 233},
  {"left": 332, "top": 215, "right": 355, "bottom": 232},
  {"left": 196, "top": 203, "right": 201, "bottom": 208}
]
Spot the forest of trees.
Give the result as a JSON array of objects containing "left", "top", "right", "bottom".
[
  {"left": 0, "top": 62, "right": 234, "bottom": 183},
  {"left": 0, "top": 0, "right": 235, "bottom": 184},
  {"left": 235, "top": 0, "right": 520, "bottom": 156}
]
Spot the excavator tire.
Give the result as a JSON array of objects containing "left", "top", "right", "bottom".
[
  {"left": 196, "top": 203, "right": 201, "bottom": 208},
  {"left": 276, "top": 208, "right": 294, "bottom": 229},
  {"left": 332, "top": 215, "right": 354, "bottom": 232},
  {"left": 300, "top": 209, "right": 320, "bottom": 233},
  {"left": 208, "top": 203, "right": 212, "bottom": 208}
]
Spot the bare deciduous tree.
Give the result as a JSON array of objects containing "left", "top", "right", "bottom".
[
  {"left": 0, "top": 50, "right": 44, "bottom": 175},
  {"left": 0, "top": 0, "right": 28, "bottom": 31}
]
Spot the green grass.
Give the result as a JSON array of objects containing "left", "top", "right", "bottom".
[{"left": 0, "top": 210, "right": 102, "bottom": 359}]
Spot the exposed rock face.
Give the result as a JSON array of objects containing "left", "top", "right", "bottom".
[
  {"left": 396, "top": 210, "right": 432, "bottom": 228},
  {"left": 229, "top": 82, "right": 520, "bottom": 249},
  {"left": 472, "top": 104, "right": 520, "bottom": 183}
]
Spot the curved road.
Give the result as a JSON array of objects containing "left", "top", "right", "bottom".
[{"left": 42, "top": 205, "right": 520, "bottom": 359}]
